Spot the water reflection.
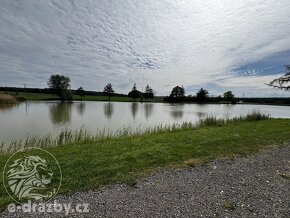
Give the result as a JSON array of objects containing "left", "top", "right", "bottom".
[
  {"left": 76, "top": 102, "right": 86, "bottom": 116},
  {"left": 196, "top": 112, "right": 206, "bottom": 119},
  {"left": 1, "top": 101, "right": 290, "bottom": 147},
  {"left": 49, "top": 102, "right": 72, "bottom": 125},
  {"left": 144, "top": 103, "right": 154, "bottom": 120},
  {"left": 224, "top": 104, "right": 234, "bottom": 117},
  {"left": 0, "top": 103, "right": 18, "bottom": 111},
  {"left": 131, "top": 102, "right": 139, "bottom": 120},
  {"left": 104, "top": 102, "right": 114, "bottom": 119},
  {"left": 170, "top": 104, "right": 184, "bottom": 120}
]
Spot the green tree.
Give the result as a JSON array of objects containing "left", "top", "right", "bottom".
[
  {"left": 223, "top": 91, "right": 235, "bottom": 101},
  {"left": 144, "top": 84, "right": 154, "bottom": 99},
  {"left": 196, "top": 88, "right": 209, "bottom": 102},
  {"left": 268, "top": 65, "right": 290, "bottom": 90},
  {"left": 170, "top": 86, "right": 185, "bottom": 98},
  {"left": 128, "top": 83, "right": 141, "bottom": 100},
  {"left": 47, "top": 74, "right": 72, "bottom": 101},
  {"left": 76, "top": 87, "right": 85, "bottom": 100},
  {"left": 103, "top": 83, "right": 115, "bottom": 101}
]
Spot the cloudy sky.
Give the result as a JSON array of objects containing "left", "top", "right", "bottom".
[{"left": 1, "top": 0, "right": 290, "bottom": 97}]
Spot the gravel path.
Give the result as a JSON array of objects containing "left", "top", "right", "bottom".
[{"left": 2, "top": 145, "right": 290, "bottom": 217}]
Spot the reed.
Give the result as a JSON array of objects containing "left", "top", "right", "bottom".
[{"left": 0, "top": 94, "right": 17, "bottom": 104}]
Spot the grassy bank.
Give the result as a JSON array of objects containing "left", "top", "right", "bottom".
[
  {"left": 0, "top": 91, "right": 163, "bottom": 102},
  {"left": 2, "top": 91, "right": 289, "bottom": 106},
  {"left": 2, "top": 92, "right": 55, "bottom": 101},
  {"left": 0, "top": 117, "right": 290, "bottom": 209}
]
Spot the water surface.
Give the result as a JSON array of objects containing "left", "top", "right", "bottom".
[{"left": 1, "top": 101, "right": 290, "bottom": 145}]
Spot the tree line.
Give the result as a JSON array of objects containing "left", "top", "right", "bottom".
[
  {"left": 47, "top": 74, "right": 155, "bottom": 101},
  {"left": 48, "top": 74, "right": 237, "bottom": 103},
  {"left": 164, "top": 86, "right": 236, "bottom": 103}
]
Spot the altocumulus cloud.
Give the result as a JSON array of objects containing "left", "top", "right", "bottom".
[{"left": 1, "top": 0, "right": 290, "bottom": 96}]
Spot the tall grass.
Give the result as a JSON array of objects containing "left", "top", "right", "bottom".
[
  {"left": 0, "top": 111, "right": 270, "bottom": 153},
  {"left": 0, "top": 94, "right": 17, "bottom": 104},
  {"left": 0, "top": 94, "right": 26, "bottom": 104},
  {"left": 243, "top": 110, "right": 270, "bottom": 121},
  {"left": 198, "top": 110, "right": 270, "bottom": 127}
]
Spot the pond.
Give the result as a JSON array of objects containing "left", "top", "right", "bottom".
[{"left": 1, "top": 101, "right": 290, "bottom": 146}]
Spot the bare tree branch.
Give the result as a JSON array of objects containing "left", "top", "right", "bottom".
[{"left": 268, "top": 65, "right": 290, "bottom": 90}]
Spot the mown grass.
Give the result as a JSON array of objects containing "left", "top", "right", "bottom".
[{"left": 0, "top": 117, "right": 290, "bottom": 210}]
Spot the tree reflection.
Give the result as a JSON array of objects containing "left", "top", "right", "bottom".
[
  {"left": 77, "top": 102, "right": 86, "bottom": 116},
  {"left": 49, "top": 102, "right": 72, "bottom": 125},
  {"left": 144, "top": 103, "right": 154, "bottom": 120},
  {"left": 130, "top": 102, "right": 138, "bottom": 120},
  {"left": 170, "top": 104, "right": 184, "bottom": 120},
  {"left": 104, "top": 102, "right": 114, "bottom": 119}
]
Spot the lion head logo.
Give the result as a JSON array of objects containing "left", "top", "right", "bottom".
[{"left": 5, "top": 155, "right": 56, "bottom": 201}]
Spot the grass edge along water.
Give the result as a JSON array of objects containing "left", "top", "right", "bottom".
[{"left": 1, "top": 110, "right": 270, "bottom": 154}]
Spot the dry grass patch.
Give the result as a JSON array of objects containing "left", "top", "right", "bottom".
[{"left": 0, "top": 94, "right": 17, "bottom": 104}]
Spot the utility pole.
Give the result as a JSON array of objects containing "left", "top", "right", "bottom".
[
  {"left": 24, "top": 84, "right": 26, "bottom": 96},
  {"left": 141, "top": 86, "right": 144, "bottom": 103}
]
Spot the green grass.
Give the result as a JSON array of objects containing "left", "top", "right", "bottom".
[
  {"left": 0, "top": 119, "right": 289, "bottom": 209},
  {"left": 279, "top": 173, "right": 290, "bottom": 180},
  {"left": 224, "top": 202, "right": 237, "bottom": 210},
  {"left": 1, "top": 91, "right": 56, "bottom": 101},
  {"left": 73, "top": 95, "right": 138, "bottom": 102},
  {"left": 0, "top": 91, "right": 163, "bottom": 102}
]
